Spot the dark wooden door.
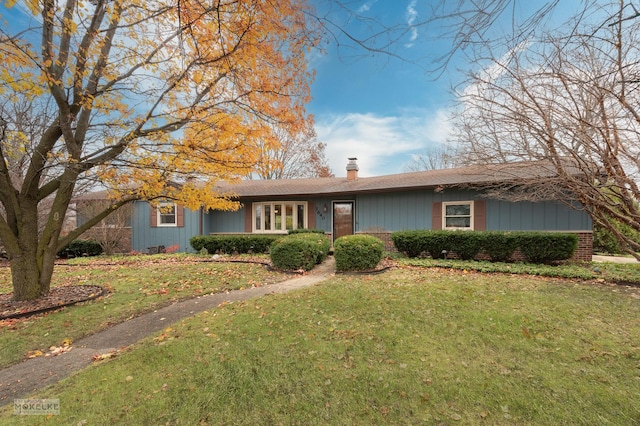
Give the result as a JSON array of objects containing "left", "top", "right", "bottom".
[{"left": 333, "top": 202, "right": 354, "bottom": 241}]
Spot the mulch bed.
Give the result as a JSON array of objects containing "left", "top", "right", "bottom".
[{"left": 0, "top": 285, "right": 106, "bottom": 320}]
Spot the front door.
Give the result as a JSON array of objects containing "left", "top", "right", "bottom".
[{"left": 333, "top": 201, "right": 354, "bottom": 241}]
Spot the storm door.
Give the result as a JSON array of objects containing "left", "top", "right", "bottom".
[{"left": 333, "top": 201, "right": 354, "bottom": 241}]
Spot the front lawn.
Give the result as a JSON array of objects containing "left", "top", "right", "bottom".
[
  {"left": 1, "top": 263, "right": 639, "bottom": 425},
  {"left": 0, "top": 254, "right": 288, "bottom": 369}
]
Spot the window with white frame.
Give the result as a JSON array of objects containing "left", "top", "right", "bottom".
[
  {"left": 253, "top": 202, "right": 307, "bottom": 232},
  {"left": 157, "top": 202, "right": 177, "bottom": 227},
  {"left": 443, "top": 201, "right": 474, "bottom": 230}
]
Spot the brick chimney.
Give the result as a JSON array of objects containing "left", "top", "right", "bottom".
[{"left": 346, "top": 157, "right": 359, "bottom": 181}]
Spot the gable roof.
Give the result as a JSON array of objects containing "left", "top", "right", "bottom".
[{"left": 216, "top": 160, "right": 565, "bottom": 198}]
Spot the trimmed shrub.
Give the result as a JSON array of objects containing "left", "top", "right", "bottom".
[
  {"left": 516, "top": 232, "right": 578, "bottom": 264},
  {"left": 189, "top": 236, "right": 207, "bottom": 252},
  {"left": 189, "top": 234, "right": 281, "bottom": 254},
  {"left": 422, "top": 231, "right": 450, "bottom": 259},
  {"left": 288, "top": 228, "right": 326, "bottom": 235},
  {"left": 392, "top": 230, "right": 427, "bottom": 258},
  {"left": 481, "top": 232, "right": 520, "bottom": 262},
  {"left": 58, "top": 239, "right": 103, "bottom": 258},
  {"left": 270, "top": 233, "right": 331, "bottom": 271},
  {"left": 442, "top": 231, "right": 483, "bottom": 260},
  {"left": 334, "top": 235, "right": 384, "bottom": 271},
  {"left": 392, "top": 230, "right": 578, "bottom": 263}
]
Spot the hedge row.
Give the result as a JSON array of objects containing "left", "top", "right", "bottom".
[
  {"left": 392, "top": 230, "right": 578, "bottom": 264},
  {"left": 334, "top": 235, "right": 384, "bottom": 271},
  {"left": 190, "top": 234, "right": 282, "bottom": 254},
  {"left": 270, "top": 233, "right": 331, "bottom": 271},
  {"left": 58, "top": 239, "right": 103, "bottom": 258}
]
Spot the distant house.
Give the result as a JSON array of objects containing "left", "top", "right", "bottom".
[{"left": 130, "top": 159, "right": 593, "bottom": 261}]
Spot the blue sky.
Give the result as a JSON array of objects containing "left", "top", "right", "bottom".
[
  {"left": 310, "top": 0, "right": 453, "bottom": 177},
  {"left": 309, "top": 0, "right": 581, "bottom": 178},
  {"left": 1, "top": 0, "right": 578, "bottom": 178},
  {"left": 1, "top": 0, "right": 446, "bottom": 178}
]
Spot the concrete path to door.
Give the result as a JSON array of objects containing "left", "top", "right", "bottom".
[{"left": 0, "top": 257, "right": 336, "bottom": 407}]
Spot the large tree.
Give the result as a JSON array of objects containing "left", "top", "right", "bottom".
[
  {"left": 0, "top": 0, "right": 321, "bottom": 300},
  {"left": 252, "top": 124, "right": 334, "bottom": 179},
  {"left": 451, "top": 1, "right": 640, "bottom": 257}
]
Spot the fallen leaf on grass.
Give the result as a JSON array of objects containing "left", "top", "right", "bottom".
[
  {"left": 92, "top": 351, "right": 117, "bottom": 362},
  {"left": 27, "top": 349, "right": 44, "bottom": 358}
]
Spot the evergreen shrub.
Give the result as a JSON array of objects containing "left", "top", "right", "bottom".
[
  {"left": 58, "top": 239, "right": 103, "bottom": 258},
  {"left": 334, "top": 235, "right": 384, "bottom": 271},
  {"left": 189, "top": 234, "right": 281, "bottom": 254},
  {"left": 288, "top": 228, "right": 326, "bottom": 235},
  {"left": 516, "top": 232, "right": 578, "bottom": 264},
  {"left": 481, "top": 232, "right": 520, "bottom": 262},
  {"left": 391, "top": 230, "right": 578, "bottom": 263},
  {"left": 270, "top": 233, "right": 331, "bottom": 271}
]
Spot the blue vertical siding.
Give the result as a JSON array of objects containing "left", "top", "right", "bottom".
[
  {"left": 208, "top": 208, "right": 246, "bottom": 233},
  {"left": 485, "top": 199, "right": 591, "bottom": 231},
  {"left": 133, "top": 190, "right": 592, "bottom": 253},
  {"left": 354, "top": 190, "right": 591, "bottom": 232},
  {"left": 131, "top": 202, "right": 201, "bottom": 253},
  {"left": 310, "top": 197, "right": 332, "bottom": 232}
]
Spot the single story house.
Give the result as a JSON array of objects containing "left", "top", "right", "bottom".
[{"left": 130, "top": 159, "right": 593, "bottom": 261}]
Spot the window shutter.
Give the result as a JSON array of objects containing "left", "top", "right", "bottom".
[
  {"left": 474, "top": 200, "right": 486, "bottom": 231},
  {"left": 150, "top": 203, "right": 158, "bottom": 227},
  {"left": 307, "top": 201, "right": 315, "bottom": 229},
  {"left": 432, "top": 202, "right": 442, "bottom": 230},
  {"left": 244, "top": 203, "right": 252, "bottom": 232},
  {"left": 176, "top": 205, "right": 184, "bottom": 228}
]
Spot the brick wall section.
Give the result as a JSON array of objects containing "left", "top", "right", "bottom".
[
  {"left": 358, "top": 230, "right": 593, "bottom": 263},
  {"left": 574, "top": 231, "right": 593, "bottom": 262}
]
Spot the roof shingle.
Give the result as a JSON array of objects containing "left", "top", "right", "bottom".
[{"left": 215, "top": 161, "right": 564, "bottom": 198}]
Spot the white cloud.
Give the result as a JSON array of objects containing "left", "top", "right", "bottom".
[
  {"left": 357, "top": 1, "right": 377, "bottom": 14},
  {"left": 315, "top": 109, "right": 453, "bottom": 177},
  {"left": 405, "top": 0, "right": 419, "bottom": 48}
]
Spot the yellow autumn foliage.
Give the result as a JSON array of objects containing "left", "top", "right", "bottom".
[{"left": 1, "top": 0, "right": 320, "bottom": 213}]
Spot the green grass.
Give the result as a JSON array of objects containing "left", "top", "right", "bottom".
[
  {"left": 0, "top": 254, "right": 287, "bottom": 368},
  {"left": 2, "top": 265, "right": 639, "bottom": 425}
]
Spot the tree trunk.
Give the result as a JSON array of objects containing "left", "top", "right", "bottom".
[
  {"left": 10, "top": 251, "right": 53, "bottom": 301},
  {"left": 8, "top": 203, "right": 56, "bottom": 302}
]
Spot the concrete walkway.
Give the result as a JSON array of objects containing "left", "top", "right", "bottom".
[
  {"left": 592, "top": 255, "right": 639, "bottom": 264},
  {"left": 0, "top": 257, "right": 336, "bottom": 407}
]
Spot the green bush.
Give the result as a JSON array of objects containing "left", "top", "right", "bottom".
[
  {"left": 334, "top": 235, "right": 384, "bottom": 271},
  {"left": 392, "top": 230, "right": 578, "bottom": 263},
  {"left": 270, "top": 233, "right": 331, "bottom": 271},
  {"left": 481, "top": 232, "right": 520, "bottom": 262},
  {"left": 422, "top": 231, "right": 451, "bottom": 259},
  {"left": 442, "top": 231, "right": 483, "bottom": 260},
  {"left": 288, "top": 228, "right": 326, "bottom": 235},
  {"left": 516, "top": 232, "right": 578, "bottom": 264},
  {"left": 58, "top": 239, "right": 103, "bottom": 258},
  {"left": 189, "top": 234, "right": 281, "bottom": 254},
  {"left": 593, "top": 221, "right": 640, "bottom": 254},
  {"left": 189, "top": 236, "right": 207, "bottom": 252},
  {"left": 392, "top": 230, "right": 428, "bottom": 258}
]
